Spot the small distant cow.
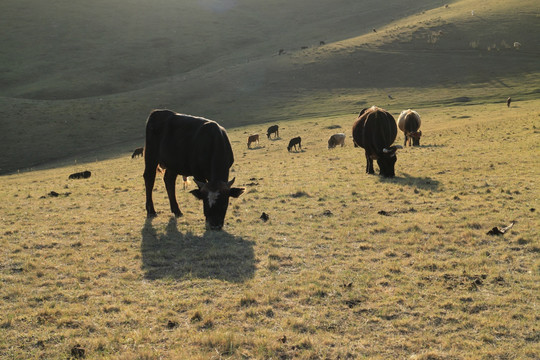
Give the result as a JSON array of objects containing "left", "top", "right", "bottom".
[
  {"left": 328, "top": 133, "right": 346, "bottom": 149},
  {"left": 397, "top": 109, "right": 422, "bottom": 146},
  {"left": 507, "top": 97, "right": 512, "bottom": 107},
  {"left": 247, "top": 134, "right": 259, "bottom": 148},
  {"left": 131, "top": 147, "right": 144, "bottom": 158},
  {"left": 287, "top": 137, "right": 302, "bottom": 152},
  {"left": 267, "top": 125, "right": 279, "bottom": 139},
  {"left": 69, "top": 170, "right": 91, "bottom": 179}
]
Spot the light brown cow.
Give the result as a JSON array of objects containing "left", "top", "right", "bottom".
[
  {"left": 327, "top": 133, "right": 346, "bottom": 149},
  {"left": 397, "top": 109, "right": 422, "bottom": 146},
  {"left": 247, "top": 134, "right": 259, "bottom": 148}
]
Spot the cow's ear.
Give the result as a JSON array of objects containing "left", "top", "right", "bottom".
[
  {"left": 190, "top": 189, "right": 204, "bottom": 200},
  {"left": 229, "top": 187, "right": 245, "bottom": 198}
]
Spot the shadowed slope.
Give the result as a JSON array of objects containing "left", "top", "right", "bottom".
[{"left": 0, "top": 0, "right": 538, "bottom": 174}]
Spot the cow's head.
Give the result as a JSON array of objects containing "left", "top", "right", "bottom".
[
  {"left": 328, "top": 138, "right": 336, "bottom": 149},
  {"left": 190, "top": 178, "right": 245, "bottom": 230},
  {"left": 410, "top": 131, "right": 422, "bottom": 146},
  {"left": 378, "top": 145, "right": 402, "bottom": 177}
]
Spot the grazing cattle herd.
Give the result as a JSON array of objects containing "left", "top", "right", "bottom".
[{"left": 132, "top": 106, "right": 430, "bottom": 228}]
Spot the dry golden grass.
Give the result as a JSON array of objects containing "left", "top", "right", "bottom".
[{"left": 1, "top": 99, "right": 538, "bottom": 359}]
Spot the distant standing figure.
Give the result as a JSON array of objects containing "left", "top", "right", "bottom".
[
  {"left": 267, "top": 125, "right": 279, "bottom": 139},
  {"left": 287, "top": 137, "right": 302, "bottom": 152},
  {"left": 247, "top": 134, "right": 259, "bottom": 148},
  {"left": 507, "top": 97, "right": 511, "bottom": 108},
  {"left": 131, "top": 147, "right": 144, "bottom": 158}
]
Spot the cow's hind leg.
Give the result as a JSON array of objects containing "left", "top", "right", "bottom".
[
  {"left": 163, "top": 170, "right": 183, "bottom": 217},
  {"left": 365, "top": 151, "right": 375, "bottom": 174}
]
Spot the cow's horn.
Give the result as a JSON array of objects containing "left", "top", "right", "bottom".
[
  {"left": 194, "top": 179, "right": 206, "bottom": 188},
  {"left": 383, "top": 147, "right": 392, "bottom": 153},
  {"left": 227, "top": 177, "right": 236, "bottom": 187},
  {"left": 394, "top": 145, "right": 403, "bottom": 149}
]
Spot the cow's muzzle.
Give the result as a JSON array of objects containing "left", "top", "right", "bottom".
[{"left": 206, "top": 221, "right": 224, "bottom": 231}]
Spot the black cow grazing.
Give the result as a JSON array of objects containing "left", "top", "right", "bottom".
[
  {"left": 397, "top": 109, "right": 422, "bottom": 146},
  {"left": 131, "top": 147, "right": 144, "bottom": 158},
  {"left": 267, "top": 125, "right": 279, "bottom": 139},
  {"left": 143, "top": 110, "right": 245, "bottom": 230},
  {"left": 287, "top": 137, "right": 302, "bottom": 152},
  {"left": 352, "top": 106, "right": 402, "bottom": 177},
  {"left": 69, "top": 170, "right": 91, "bottom": 179}
]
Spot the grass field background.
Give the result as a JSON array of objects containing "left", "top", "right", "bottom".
[{"left": 1, "top": 99, "right": 538, "bottom": 359}]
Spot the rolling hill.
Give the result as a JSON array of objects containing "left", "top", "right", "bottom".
[{"left": 0, "top": 0, "right": 539, "bottom": 173}]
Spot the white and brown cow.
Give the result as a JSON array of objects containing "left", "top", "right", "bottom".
[{"left": 397, "top": 109, "right": 422, "bottom": 146}]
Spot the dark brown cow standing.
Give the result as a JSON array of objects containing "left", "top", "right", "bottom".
[
  {"left": 267, "top": 125, "right": 279, "bottom": 139},
  {"left": 143, "top": 110, "right": 244, "bottom": 230},
  {"left": 352, "top": 106, "right": 401, "bottom": 177},
  {"left": 131, "top": 147, "right": 144, "bottom": 158},
  {"left": 287, "top": 137, "right": 302, "bottom": 152}
]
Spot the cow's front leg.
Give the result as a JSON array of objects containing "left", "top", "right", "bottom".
[
  {"left": 143, "top": 167, "right": 157, "bottom": 217},
  {"left": 163, "top": 170, "right": 183, "bottom": 217}
]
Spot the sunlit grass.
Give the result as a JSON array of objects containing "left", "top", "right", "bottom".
[{"left": 1, "top": 99, "right": 538, "bottom": 359}]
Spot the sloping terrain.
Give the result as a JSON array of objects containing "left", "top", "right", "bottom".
[{"left": 0, "top": 0, "right": 538, "bottom": 173}]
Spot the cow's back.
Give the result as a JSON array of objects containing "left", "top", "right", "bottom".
[
  {"left": 353, "top": 107, "right": 397, "bottom": 152},
  {"left": 145, "top": 110, "right": 234, "bottom": 181},
  {"left": 398, "top": 110, "right": 421, "bottom": 133}
]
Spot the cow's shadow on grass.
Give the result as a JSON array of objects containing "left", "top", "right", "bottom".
[
  {"left": 141, "top": 217, "right": 255, "bottom": 282},
  {"left": 378, "top": 172, "right": 441, "bottom": 191}
]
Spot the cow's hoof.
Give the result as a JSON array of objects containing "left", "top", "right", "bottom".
[
  {"left": 174, "top": 211, "right": 183, "bottom": 218},
  {"left": 147, "top": 212, "right": 157, "bottom": 218}
]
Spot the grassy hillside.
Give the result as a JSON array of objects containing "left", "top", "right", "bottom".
[
  {"left": 1, "top": 0, "right": 539, "bottom": 174},
  {"left": 1, "top": 99, "right": 538, "bottom": 359}
]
